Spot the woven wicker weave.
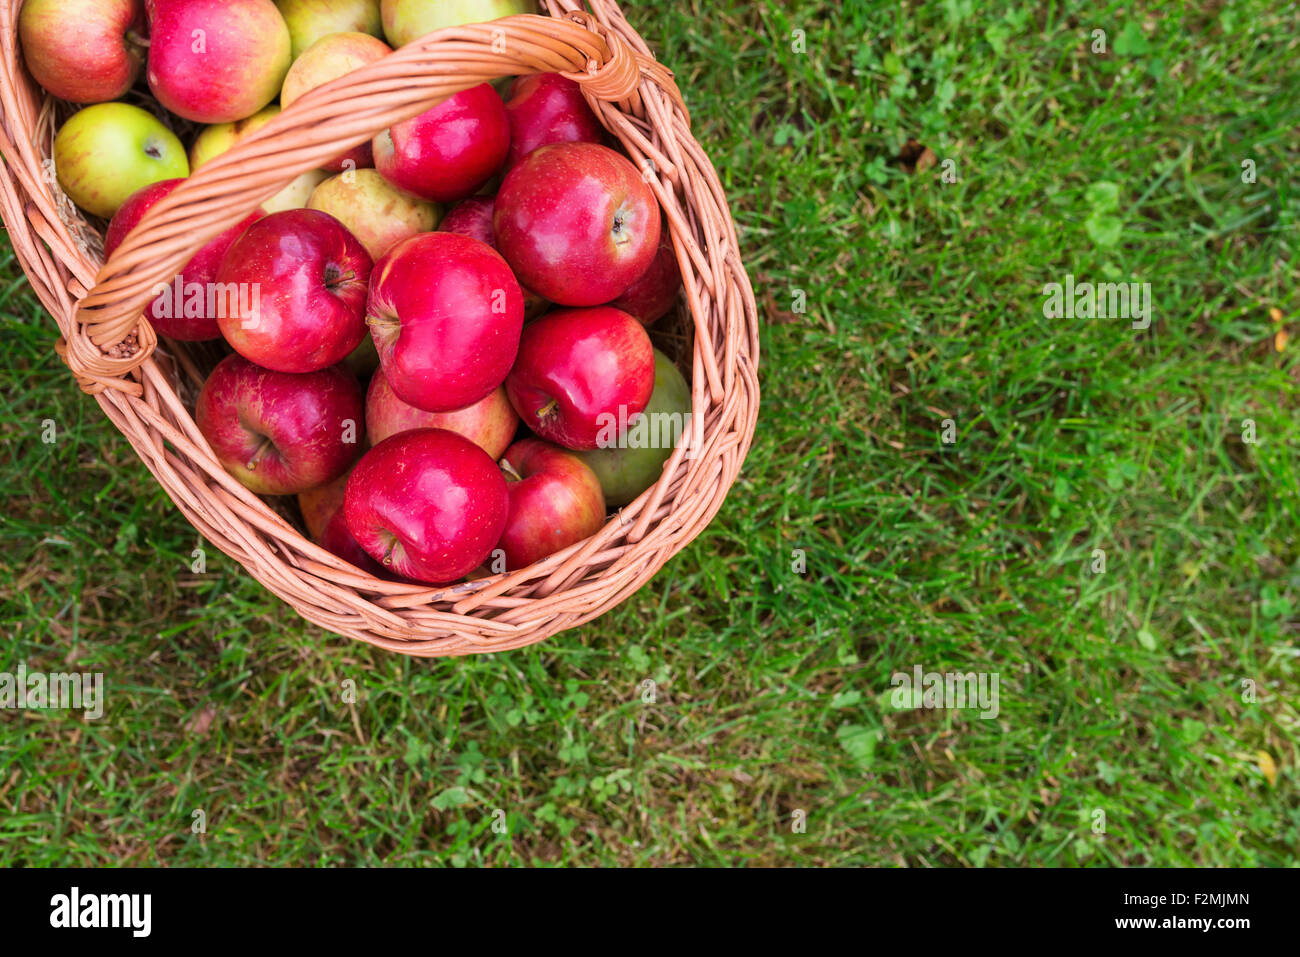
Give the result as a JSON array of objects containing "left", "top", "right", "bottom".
[{"left": 0, "top": 0, "right": 759, "bottom": 656}]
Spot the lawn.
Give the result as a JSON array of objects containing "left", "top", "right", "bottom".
[{"left": 1, "top": 0, "right": 1297, "bottom": 866}]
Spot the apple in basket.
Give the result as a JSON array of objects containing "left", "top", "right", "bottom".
[
  {"left": 53, "top": 103, "right": 189, "bottom": 219},
  {"left": 146, "top": 0, "right": 291, "bottom": 124},
  {"left": 575, "top": 348, "right": 692, "bottom": 507},
  {"left": 380, "top": 0, "right": 535, "bottom": 48},
  {"left": 104, "top": 179, "right": 262, "bottom": 341},
  {"left": 216, "top": 209, "right": 373, "bottom": 374},
  {"left": 494, "top": 142, "right": 661, "bottom": 306},
  {"left": 197, "top": 354, "right": 364, "bottom": 496},
  {"left": 366, "top": 370, "right": 518, "bottom": 457},
  {"left": 18, "top": 0, "right": 146, "bottom": 105},
  {"left": 439, "top": 196, "right": 548, "bottom": 318},
  {"left": 372, "top": 84, "right": 510, "bottom": 204},
  {"left": 280, "top": 31, "right": 392, "bottom": 171},
  {"left": 276, "top": 0, "right": 385, "bottom": 61},
  {"left": 496, "top": 438, "right": 605, "bottom": 572},
  {"left": 298, "top": 470, "right": 388, "bottom": 575},
  {"left": 607, "top": 229, "right": 682, "bottom": 327},
  {"left": 503, "top": 73, "right": 606, "bottom": 169},
  {"left": 308, "top": 169, "right": 441, "bottom": 262},
  {"left": 366, "top": 231, "right": 524, "bottom": 413},
  {"left": 189, "top": 106, "right": 332, "bottom": 214},
  {"left": 505, "top": 306, "right": 655, "bottom": 450},
  {"left": 344, "top": 428, "right": 509, "bottom": 583}
]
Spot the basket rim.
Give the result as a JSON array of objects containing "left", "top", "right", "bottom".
[{"left": 0, "top": 0, "right": 761, "bottom": 657}]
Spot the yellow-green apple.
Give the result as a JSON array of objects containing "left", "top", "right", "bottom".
[
  {"left": 146, "top": 0, "right": 291, "bottom": 123},
  {"left": 380, "top": 0, "right": 533, "bottom": 47},
  {"left": 505, "top": 306, "right": 654, "bottom": 450},
  {"left": 439, "top": 196, "right": 547, "bottom": 318},
  {"left": 189, "top": 106, "right": 330, "bottom": 212},
  {"left": 366, "top": 369, "right": 517, "bottom": 456},
  {"left": 607, "top": 229, "right": 681, "bottom": 326},
  {"left": 494, "top": 142, "right": 661, "bottom": 306},
  {"left": 216, "top": 209, "right": 373, "bottom": 373},
  {"left": 343, "top": 428, "right": 509, "bottom": 582},
  {"left": 504, "top": 73, "right": 605, "bottom": 168},
  {"left": 308, "top": 168, "right": 439, "bottom": 260},
  {"left": 196, "top": 354, "right": 364, "bottom": 496},
  {"left": 372, "top": 83, "right": 509, "bottom": 203},
  {"left": 281, "top": 32, "right": 391, "bottom": 171},
  {"left": 366, "top": 231, "right": 523, "bottom": 412},
  {"left": 54, "top": 103, "right": 188, "bottom": 218},
  {"left": 19, "top": 0, "right": 146, "bottom": 104},
  {"left": 276, "top": 0, "right": 383, "bottom": 60},
  {"left": 574, "top": 349, "right": 690, "bottom": 506},
  {"left": 298, "top": 470, "right": 388, "bottom": 575},
  {"left": 105, "top": 179, "right": 262, "bottom": 340},
  {"left": 496, "top": 438, "right": 605, "bottom": 571}
]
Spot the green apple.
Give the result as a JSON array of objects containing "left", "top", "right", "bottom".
[
  {"left": 54, "top": 103, "right": 188, "bottom": 219},
  {"left": 575, "top": 349, "right": 692, "bottom": 507},
  {"left": 262, "top": 169, "right": 333, "bottom": 213},
  {"left": 381, "top": 0, "right": 535, "bottom": 47},
  {"left": 189, "top": 106, "right": 282, "bottom": 170},
  {"left": 307, "top": 168, "right": 440, "bottom": 260},
  {"left": 190, "top": 106, "right": 329, "bottom": 213},
  {"left": 277, "top": 0, "right": 384, "bottom": 60}
]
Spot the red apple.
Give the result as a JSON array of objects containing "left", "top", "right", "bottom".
[
  {"left": 505, "top": 306, "right": 654, "bottom": 450},
  {"left": 105, "top": 179, "right": 262, "bottom": 341},
  {"left": 494, "top": 142, "right": 661, "bottom": 306},
  {"left": 19, "top": 0, "right": 146, "bottom": 104},
  {"left": 281, "top": 31, "right": 391, "bottom": 171},
  {"left": 344, "top": 428, "right": 509, "bottom": 583},
  {"left": 367, "top": 370, "right": 517, "bottom": 457},
  {"left": 606, "top": 228, "right": 681, "bottom": 326},
  {"left": 146, "top": 0, "right": 291, "bottom": 124},
  {"left": 366, "top": 231, "right": 523, "bottom": 413},
  {"left": 439, "top": 195, "right": 547, "bottom": 317},
  {"left": 497, "top": 438, "right": 605, "bottom": 571},
  {"left": 196, "top": 354, "right": 363, "bottom": 496},
  {"left": 216, "top": 209, "right": 373, "bottom": 373},
  {"left": 372, "top": 83, "right": 509, "bottom": 203},
  {"left": 298, "top": 471, "right": 388, "bottom": 575},
  {"left": 504, "top": 73, "right": 606, "bottom": 168}
]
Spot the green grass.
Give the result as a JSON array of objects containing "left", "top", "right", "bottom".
[{"left": 2, "top": 0, "right": 1297, "bottom": 866}]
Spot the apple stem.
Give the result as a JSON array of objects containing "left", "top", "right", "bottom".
[
  {"left": 499, "top": 459, "right": 523, "bottom": 483},
  {"left": 126, "top": 30, "right": 151, "bottom": 49},
  {"left": 325, "top": 266, "right": 356, "bottom": 289},
  {"left": 246, "top": 437, "right": 274, "bottom": 471},
  {"left": 537, "top": 399, "right": 559, "bottom": 420}
]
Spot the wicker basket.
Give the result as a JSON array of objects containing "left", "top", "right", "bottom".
[{"left": 0, "top": 0, "right": 759, "bottom": 657}]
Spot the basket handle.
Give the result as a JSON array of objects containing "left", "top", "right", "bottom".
[{"left": 65, "top": 10, "right": 685, "bottom": 396}]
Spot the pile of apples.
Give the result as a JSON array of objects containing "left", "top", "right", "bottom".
[{"left": 28, "top": 0, "right": 692, "bottom": 585}]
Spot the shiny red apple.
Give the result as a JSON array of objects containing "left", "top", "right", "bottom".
[
  {"left": 505, "top": 306, "right": 654, "bottom": 450},
  {"left": 494, "top": 142, "right": 661, "bottom": 306},
  {"left": 607, "top": 228, "right": 681, "bottom": 326},
  {"left": 216, "top": 208, "right": 373, "bottom": 373},
  {"left": 504, "top": 73, "right": 606, "bottom": 168},
  {"left": 196, "top": 354, "right": 364, "bottom": 496},
  {"left": 372, "top": 83, "right": 510, "bottom": 203},
  {"left": 439, "top": 195, "right": 547, "bottom": 317},
  {"left": 344, "top": 428, "right": 509, "bottom": 583},
  {"left": 105, "top": 178, "right": 262, "bottom": 341},
  {"left": 496, "top": 438, "right": 605, "bottom": 571},
  {"left": 367, "top": 231, "right": 523, "bottom": 413},
  {"left": 366, "top": 369, "right": 518, "bottom": 457}
]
